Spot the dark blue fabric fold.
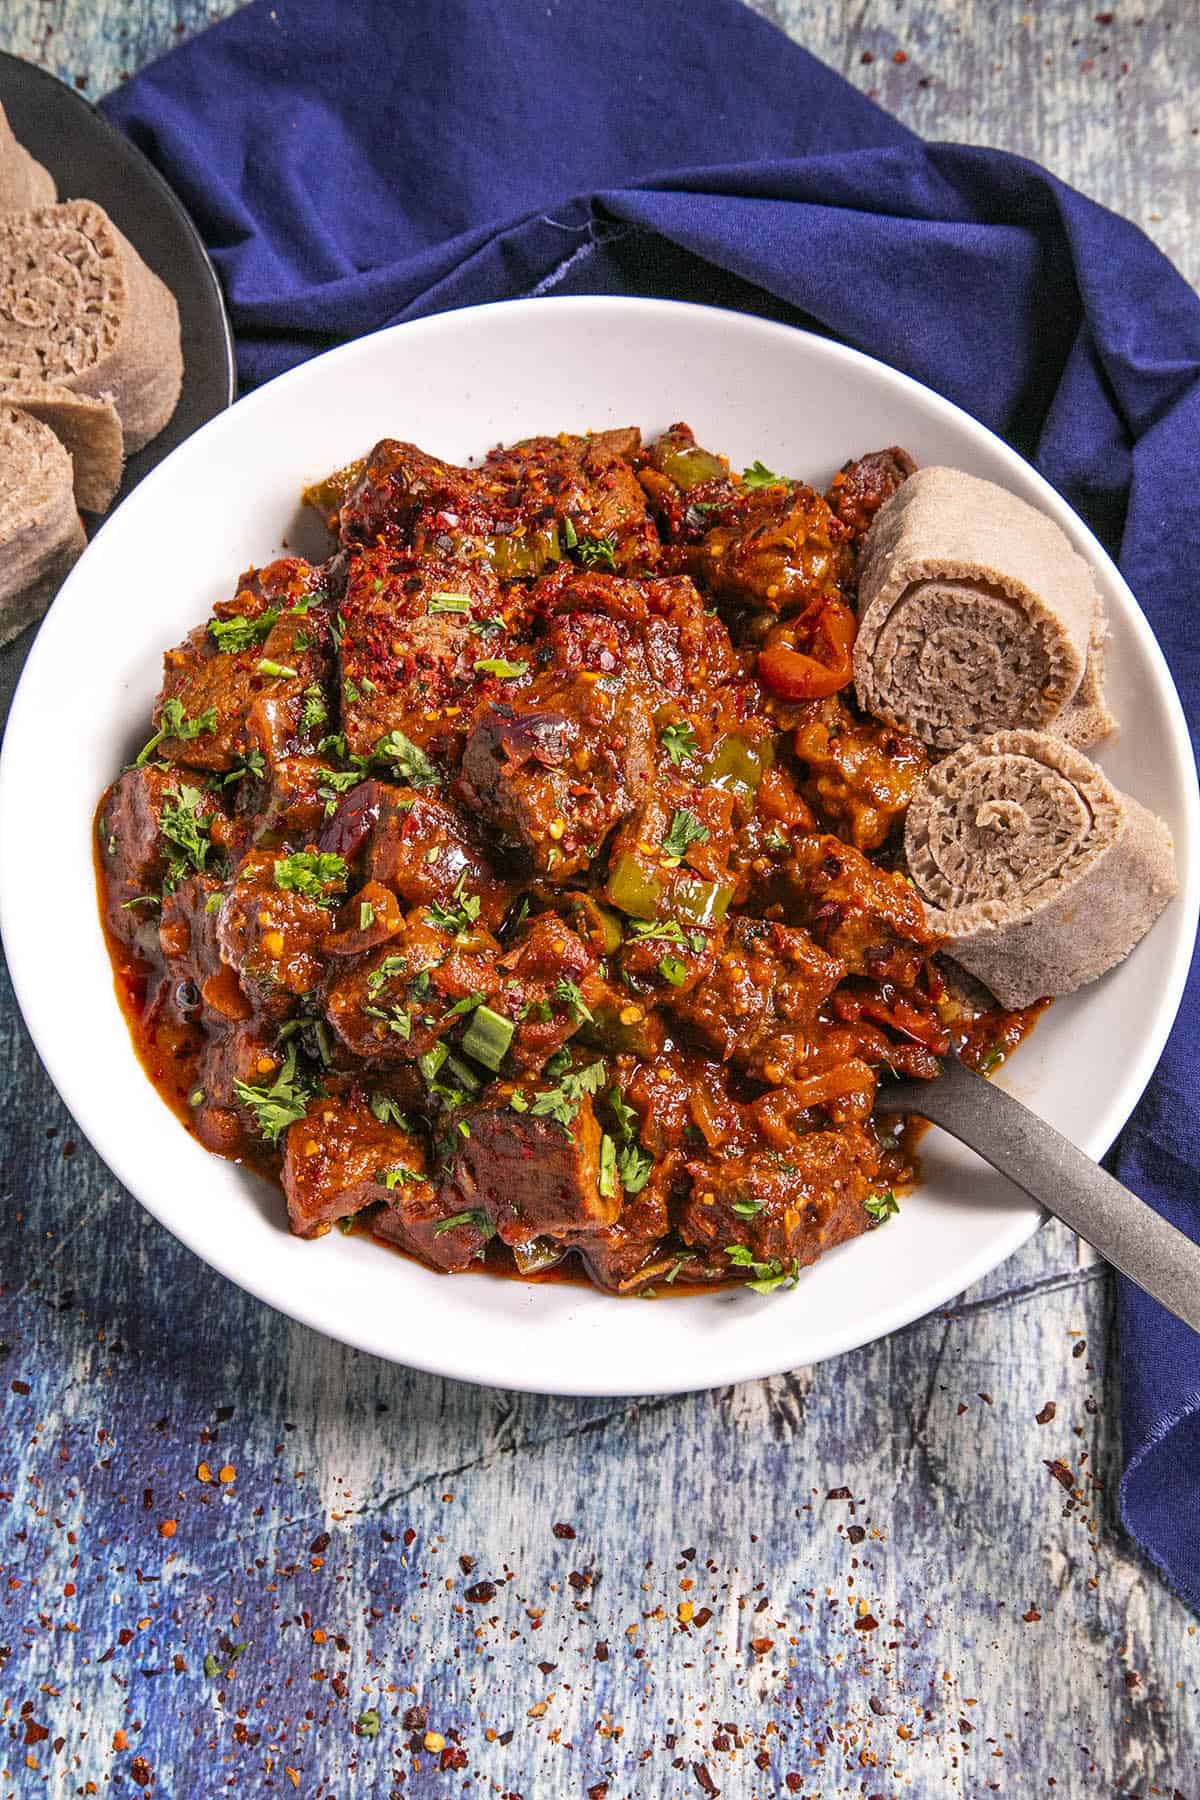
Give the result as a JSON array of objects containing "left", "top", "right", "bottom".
[{"left": 102, "top": 0, "right": 1200, "bottom": 1602}]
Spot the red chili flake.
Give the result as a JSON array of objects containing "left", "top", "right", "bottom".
[
  {"left": 130, "top": 1758, "right": 153, "bottom": 1789},
  {"left": 693, "top": 1607, "right": 713, "bottom": 1630},
  {"left": 537, "top": 1661, "right": 556, "bottom": 1676},
  {"left": 552, "top": 1522, "right": 576, "bottom": 1539},
  {"left": 567, "top": 1570, "right": 591, "bottom": 1591},
  {"left": 1045, "top": 1459, "right": 1074, "bottom": 1492},
  {"left": 402, "top": 1704, "right": 428, "bottom": 1731},
  {"left": 402, "top": 1528, "right": 416, "bottom": 1546},
  {"left": 825, "top": 1485, "right": 852, "bottom": 1500},
  {"left": 594, "top": 1641, "right": 609, "bottom": 1662},
  {"left": 854, "top": 1614, "right": 879, "bottom": 1632},
  {"left": 1073, "top": 1340, "right": 1087, "bottom": 1358},
  {"left": 309, "top": 1532, "right": 331, "bottom": 1555},
  {"left": 847, "top": 1525, "right": 866, "bottom": 1545},
  {"left": 785, "top": 1779, "right": 804, "bottom": 1795},
  {"left": 693, "top": 1763, "right": 720, "bottom": 1797},
  {"left": 22, "top": 1718, "right": 49, "bottom": 1747},
  {"left": 441, "top": 1746, "right": 469, "bottom": 1770},
  {"left": 464, "top": 1580, "right": 497, "bottom": 1604},
  {"left": 893, "top": 49, "right": 908, "bottom": 63},
  {"left": 1095, "top": 10, "right": 1114, "bottom": 20},
  {"left": 459, "top": 1554, "right": 476, "bottom": 1574},
  {"left": 1023, "top": 1607, "right": 1042, "bottom": 1623},
  {"left": 1036, "top": 1401, "right": 1057, "bottom": 1425},
  {"left": 750, "top": 1636, "right": 774, "bottom": 1655},
  {"left": 10, "top": 1380, "right": 30, "bottom": 1396},
  {"left": 588, "top": 1784, "right": 610, "bottom": 1800},
  {"left": 1124, "top": 1670, "right": 1140, "bottom": 1688},
  {"left": 860, "top": 50, "right": 874, "bottom": 63},
  {"left": 959, "top": 1717, "right": 974, "bottom": 1734}
]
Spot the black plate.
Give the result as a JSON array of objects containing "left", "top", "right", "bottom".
[{"left": 0, "top": 51, "right": 235, "bottom": 705}]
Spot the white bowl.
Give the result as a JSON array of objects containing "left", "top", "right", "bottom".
[{"left": 1, "top": 298, "right": 1195, "bottom": 1396}]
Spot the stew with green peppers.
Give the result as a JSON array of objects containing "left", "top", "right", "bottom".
[{"left": 96, "top": 423, "right": 1039, "bottom": 1298}]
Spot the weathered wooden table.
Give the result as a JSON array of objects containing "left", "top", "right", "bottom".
[{"left": 2, "top": 4, "right": 1197, "bottom": 1793}]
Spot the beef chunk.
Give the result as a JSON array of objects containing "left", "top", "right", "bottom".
[
  {"left": 218, "top": 848, "right": 343, "bottom": 1016},
  {"left": 669, "top": 917, "right": 844, "bottom": 1080},
  {"left": 361, "top": 784, "right": 509, "bottom": 929},
  {"left": 319, "top": 881, "right": 405, "bottom": 957},
  {"left": 324, "top": 907, "right": 500, "bottom": 1062},
  {"left": 282, "top": 1085, "right": 432, "bottom": 1237},
  {"left": 679, "top": 1124, "right": 879, "bottom": 1274},
  {"left": 237, "top": 752, "right": 336, "bottom": 843},
  {"left": 371, "top": 1184, "right": 494, "bottom": 1273},
  {"left": 459, "top": 674, "right": 655, "bottom": 878},
  {"left": 792, "top": 695, "right": 928, "bottom": 853},
  {"left": 693, "top": 482, "right": 852, "bottom": 617},
  {"left": 568, "top": 1164, "right": 673, "bottom": 1292},
  {"left": 193, "top": 1021, "right": 284, "bottom": 1157},
  {"left": 340, "top": 428, "right": 656, "bottom": 572},
  {"left": 98, "top": 766, "right": 223, "bottom": 947},
  {"left": 825, "top": 446, "right": 916, "bottom": 542},
  {"left": 535, "top": 566, "right": 737, "bottom": 695},
  {"left": 337, "top": 546, "right": 506, "bottom": 757},
  {"left": 637, "top": 423, "right": 741, "bottom": 544},
  {"left": 444, "top": 1077, "right": 615, "bottom": 1244},
  {"left": 603, "top": 777, "right": 738, "bottom": 996},
  {"left": 156, "top": 558, "right": 330, "bottom": 772},
  {"left": 489, "top": 914, "right": 602, "bottom": 1073},
  {"left": 784, "top": 833, "right": 934, "bottom": 985}
]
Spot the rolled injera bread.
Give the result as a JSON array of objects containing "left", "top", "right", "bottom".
[
  {"left": 904, "top": 729, "right": 1177, "bottom": 1008},
  {"left": 0, "top": 200, "right": 183, "bottom": 451},
  {"left": 0, "top": 403, "right": 86, "bottom": 646},
  {"left": 854, "top": 467, "right": 1114, "bottom": 751},
  {"left": 0, "top": 104, "right": 56, "bottom": 211},
  {"left": 2, "top": 383, "right": 123, "bottom": 512}
]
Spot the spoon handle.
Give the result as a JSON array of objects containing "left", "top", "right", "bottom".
[{"left": 879, "top": 1057, "right": 1200, "bottom": 1333}]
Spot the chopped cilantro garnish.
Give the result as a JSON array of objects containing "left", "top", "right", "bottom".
[
  {"left": 574, "top": 534, "right": 617, "bottom": 570},
  {"left": 273, "top": 851, "right": 348, "bottom": 903},
  {"left": 731, "top": 1198, "right": 764, "bottom": 1218},
  {"left": 378, "top": 1163, "right": 421, "bottom": 1189},
  {"left": 365, "top": 954, "right": 408, "bottom": 998},
  {"left": 136, "top": 697, "right": 217, "bottom": 766},
  {"left": 233, "top": 1045, "right": 309, "bottom": 1143},
  {"left": 434, "top": 1209, "right": 496, "bottom": 1239},
  {"left": 864, "top": 1188, "right": 900, "bottom": 1224},
  {"left": 427, "top": 876, "right": 482, "bottom": 937},
  {"left": 158, "top": 783, "right": 212, "bottom": 890},
  {"left": 662, "top": 808, "right": 710, "bottom": 859},
  {"left": 553, "top": 976, "right": 594, "bottom": 1024},
  {"left": 300, "top": 684, "right": 328, "bottom": 734},
  {"left": 607, "top": 1086, "right": 638, "bottom": 1140},
  {"left": 368, "top": 1092, "right": 409, "bottom": 1128},
  {"left": 209, "top": 608, "right": 279, "bottom": 652},
  {"left": 373, "top": 730, "right": 441, "bottom": 788},
  {"left": 659, "top": 720, "right": 698, "bottom": 766},
  {"left": 355, "top": 1709, "right": 382, "bottom": 1740},
  {"left": 220, "top": 748, "right": 266, "bottom": 787},
  {"left": 616, "top": 1142, "right": 653, "bottom": 1195},
  {"left": 529, "top": 1059, "right": 607, "bottom": 1135},
  {"left": 657, "top": 954, "right": 688, "bottom": 987},
  {"left": 724, "top": 1242, "right": 800, "bottom": 1293},
  {"left": 741, "top": 459, "right": 785, "bottom": 489}
]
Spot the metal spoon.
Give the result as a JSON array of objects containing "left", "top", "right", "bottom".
[{"left": 876, "top": 1053, "right": 1200, "bottom": 1333}]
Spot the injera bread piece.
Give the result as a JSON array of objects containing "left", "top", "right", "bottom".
[
  {"left": 0, "top": 403, "right": 86, "bottom": 645},
  {"left": 0, "top": 199, "right": 182, "bottom": 451},
  {"left": 854, "top": 467, "right": 1114, "bottom": 751},
  {"left": 0, "top": 103, "right": 55, "bottom": 211},
  {"left": 904, "top": 729, "right": 1176, "bottom": 1008},
  {"left": 2, "top": 383, "right": 123, "bottom": 511}
]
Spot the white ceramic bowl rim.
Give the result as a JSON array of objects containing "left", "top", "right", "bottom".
[{"left": 1, "top": 297, "right": 1196, "bottom": 1396}]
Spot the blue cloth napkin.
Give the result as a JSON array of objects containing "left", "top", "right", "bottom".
[{"left": 103, "top": 0, "right": 1200, "bottom": 1603}]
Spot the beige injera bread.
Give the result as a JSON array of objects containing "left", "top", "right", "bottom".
[
  {"left": 2, "top": 383, "right": 123, "bottom": 511},
  {"left": 904, "top": 729, "right": 1176, "bottom": 1007},
  {"left": 0, "top": 199, "right": 182, "bottom": 451},
  {"left": 0, "top": 402, "right": 86, "bottom": 645},
  {"left": 854, "top": 467, "right": 1114, "bottom": 751},
  {"left": 0, "top": 103, "right": 56, "bottom": 211}
]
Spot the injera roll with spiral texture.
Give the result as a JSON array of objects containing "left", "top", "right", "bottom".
[
  {"left": 2, "top": 384, "right": 124, "bottom": 512},
  {"left": 0, "top": 200, "right": 182, "bottom": 451},
  {"left": 854, "top": 467, "right": 1114, "bottom": 751},
  {"left": 905, "top": 729, "right": 1177, "bottom": 1008},
  {"left": 0, "top": 402, "right": 86, "bottom": 645},
  {"left": 0, "top": 103, "right": 55, "bottom": 212}
]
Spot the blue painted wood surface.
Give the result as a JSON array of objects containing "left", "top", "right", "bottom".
[{"left": 2, "top": 4, "right": 1198, "bottom": 1792}]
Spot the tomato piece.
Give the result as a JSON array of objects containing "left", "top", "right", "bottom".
[{"left": 757, "top": 600, "right": 857, "bottom": 700}]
